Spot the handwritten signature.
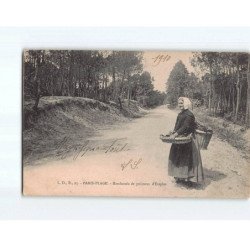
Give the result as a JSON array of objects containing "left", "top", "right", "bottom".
[
  {"left": 152, "top": 54, "right": 171, "bottom": 66},
  {"left": 55, "top": 136, "right": 129, "bottom": 161},
  {"left": 121, "top": 158, "right": 142, "bottom": 171}
]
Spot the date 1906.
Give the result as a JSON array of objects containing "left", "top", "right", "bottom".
[{"left": 121, "top": 158, "right": 142, "bottom": 171}]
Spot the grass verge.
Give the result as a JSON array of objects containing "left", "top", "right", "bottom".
[
  {"left": 193, "top": 107, "right": 249, "bottom": 158},
  {"left": 23, "top": 96, "right": 146, "bottom": 166}
]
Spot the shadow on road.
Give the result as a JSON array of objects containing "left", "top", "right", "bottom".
[{"left": 175, "top": 167, "right": 227, "bottom": 190}]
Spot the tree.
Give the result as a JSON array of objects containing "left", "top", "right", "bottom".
[
  {"left": 24, "top": 50, "right": 165, "bottom": 111},
  {"left": 136, "top": 71, "right": 154, "bottom": 106},
  {"left": 145, "top": 90, "right": 166, "bottom": 108},
  {"left": 105, "top": 51, "right": 143, "bottom": 105},
  {"left": 166, "top": 60, "right": 190, "bottom": 106},
  {"left": 246, "top": 54, "right": 250, "bottom": 127},
  {"left": 191, "top": 52, "right": 249, "bottom": 124},
  {"left": 191, "top": 52, "right": 219, "bottom": 113},
  {"left": 24, "top": 50, "right": 50, "bottom": 111}
]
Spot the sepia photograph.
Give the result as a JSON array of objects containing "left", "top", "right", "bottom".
[{"left": 22, "top": 50, "right": 250, "bottom": 198}]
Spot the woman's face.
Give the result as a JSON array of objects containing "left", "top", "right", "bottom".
[{"left": 178, "top": 99, "right": 184, "bottom": 110}]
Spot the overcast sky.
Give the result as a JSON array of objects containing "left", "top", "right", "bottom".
[{"left": 142, "top": 51, "right": 194, "bottom": 92}]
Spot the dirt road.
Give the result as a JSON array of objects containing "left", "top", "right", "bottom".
[{"left": 23, "top": 106, "right": 250, "bottom": 198}]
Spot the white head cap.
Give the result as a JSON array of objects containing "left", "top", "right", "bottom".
[{"left": 178, "top": 97, "right": 192, "bottom": 110}]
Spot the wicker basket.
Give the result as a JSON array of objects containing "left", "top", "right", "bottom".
[
  {"left": 195, "top": 129, "right": 213, "bottom": 149},
  {"left": 160, "top": 134, "right": 192, "bottom": 144}
]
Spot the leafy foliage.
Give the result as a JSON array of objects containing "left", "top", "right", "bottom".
[
  {"left": 165, "top": 53, "right": 250, "bottom": 127},
  {"left": 166, "top": 60, "right": 200, "bottom": 106},
  {"left": 23, "top": 50, "right": 165, "bottom": 110}
]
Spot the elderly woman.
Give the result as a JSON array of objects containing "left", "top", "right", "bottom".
[{"left": 168, "top": 97, "right": 204, "bottom": 184}]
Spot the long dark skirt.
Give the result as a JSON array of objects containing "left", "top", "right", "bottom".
[{"left": 168, "top": 135, "right": 204, "bottom": 182}]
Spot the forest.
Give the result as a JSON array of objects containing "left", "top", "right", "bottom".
[
  {"left": 23, "top": 50, "right": 166, "bottom": 110},
  {"left": 23, "top": 50, "right": 250, "bottom": 128},
  {"left": 166, "top": 52, "right": 250, "bottom": 128}
]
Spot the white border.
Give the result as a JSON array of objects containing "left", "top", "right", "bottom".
[
  {"left": 0, "top": 221, "right": 249, "bottom": 250},
  {"left": 1, "top": 0, "right": 250, "bottom": 26},
  {"left": 0, "top": 27, "right": 250, "bottom": 220}
]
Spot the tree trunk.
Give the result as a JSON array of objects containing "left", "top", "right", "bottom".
[
  {"left": 118, "top": 97, "right": 123, "bottom": 109},
  {"left": 60, "top": 73, "right": 64, "bottom": 96},
  {"left": 179, "top": 86, "right": 184, "bottom": 97},
  {"left": 232, "top": 85, "right": 236, "bottom": 116},
  {"left": 104, "top": 75, "right": 108, "bottom": 102},
  {"left": 118, "top": 69, "right": 126, "bottom": 102},
  {"left": 112, "top": 66, "right": 117, "bottom": 100},
  {"left": 208, "top": 65, "right": 213, "bottom": 114},
  {"left": 235, "top": 55, "right": 241, "bottom": 122},
  {"left": 127, "top": 73, "right": 131, "bottom": 105},
  {"left": 227, "top": 80, "right": 232, "bottom": 113},
  {"left": 33, "top": 89, "right": 41, "bottom": 111},
  {"left": 112, "top": 51, "right": 118, "bottom": 102},
  {"left": 33, "top": 56, "right": 41, "bottom": 111},
  {"left": 246, "top": 54, "right": 250, "bottom": 127}
]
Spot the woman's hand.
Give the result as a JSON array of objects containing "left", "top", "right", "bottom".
[{"left": 169, "top": 132, "right": 178, "bottom": 139}]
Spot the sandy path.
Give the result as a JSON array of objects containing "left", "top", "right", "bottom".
[{"left": 23, "top": 106, "right": 250, "bottom": 198}]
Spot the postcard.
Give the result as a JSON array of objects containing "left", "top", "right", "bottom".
[{"left": 22, "top": 50, "right": 250, "bottom": 198}]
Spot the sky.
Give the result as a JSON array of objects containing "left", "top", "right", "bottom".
[{"left": 142, "top": 51, "right": 194, "bottom": 92}]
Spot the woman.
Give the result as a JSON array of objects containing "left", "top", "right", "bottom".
[{"left": 168, "top": 97, "right": 204, "bottom": 184}]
